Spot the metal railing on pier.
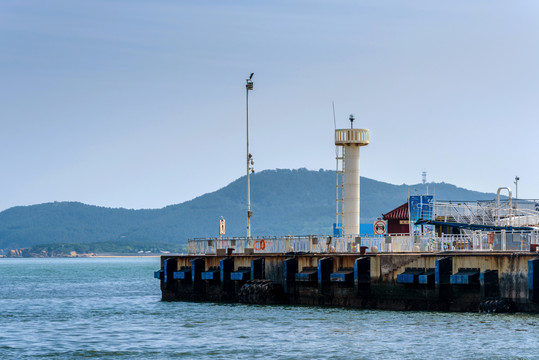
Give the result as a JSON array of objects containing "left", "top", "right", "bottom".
[
  {"left": 433, "top": 199, "right": 539, "bottom": 228},
  {"left": 188, "top": 235, "right": 359, "bottom": 255},
  {"left": 188, "top": 230, "right": 539, "bottom": 255}
]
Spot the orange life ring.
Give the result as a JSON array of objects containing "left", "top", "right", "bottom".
[
  {"left": 260, "top": 239, "right": 266, "bottom": 250},
  {"left": 253, "top": 240, "right": 261, "bottom": 250}
]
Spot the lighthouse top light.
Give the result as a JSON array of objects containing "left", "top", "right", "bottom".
[{"left": 334, "top": 128, "right": 369, "bottom": 146}]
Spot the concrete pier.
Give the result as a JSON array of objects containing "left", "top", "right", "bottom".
[{"left": 156, "top": 252, "right": 539, "bottom": 313}]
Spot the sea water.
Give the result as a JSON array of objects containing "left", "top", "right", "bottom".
[{"left": 0, "top": 257, "right": 537, "bottom": 359}]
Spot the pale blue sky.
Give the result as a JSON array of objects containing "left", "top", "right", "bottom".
[{"left": 1, "top": 1, "right": 538, "bottom": 211}]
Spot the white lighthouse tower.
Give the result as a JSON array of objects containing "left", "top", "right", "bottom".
[{"left": 335, "top": 115, "right": 369, "bottom": 237}]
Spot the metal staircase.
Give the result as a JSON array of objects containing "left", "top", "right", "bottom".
[{"left": 433, "top": 200, "right": 539, "bottom": 230}]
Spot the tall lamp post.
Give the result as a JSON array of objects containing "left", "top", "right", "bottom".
[
  {"left": 246, "top": 73, "right": 254, "bottom": 238},
  {"left": 514, "top": 176, "right": 519, "bottom": 208}
]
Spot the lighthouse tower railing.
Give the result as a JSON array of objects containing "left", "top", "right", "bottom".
[{"left": 335, "top": 129, "right": 370, "bottom": 145}]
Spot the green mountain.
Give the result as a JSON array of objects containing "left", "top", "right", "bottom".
[{"left": 0, "top": 168, "right": 497, "bottom": 250}]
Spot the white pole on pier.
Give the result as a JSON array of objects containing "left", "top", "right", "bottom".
[{"left": 246, "top": 73, "right": 254, "bottom": 238}]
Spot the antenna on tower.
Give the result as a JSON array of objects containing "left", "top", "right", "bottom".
[
  {"left": 422, "top": 171, "right": 427, "bottom": 185},
  {"left": 349, "top": 114, "right": 355, "bottom": 129}
]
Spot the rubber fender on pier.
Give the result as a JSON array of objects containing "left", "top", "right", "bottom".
[
  {"left": 231, "top": 267, "right": 251, "bottom": 281},
  {"left": 354, "top": 257, "right": 370, "bottom": 285},
  {"left": 163, "top": 259, "right": 179, "bottom": 291},
  {"left": 330, "top": 269, "right": 354, "bottom": 283},
  {"left": 418, "top": 269, "right": 435, "bottom": 285},
  {"left": 529, "top": 258, "right": 539, "bottom": 302},
  {"left": 480, "top": 270, "right": 499, "bottom": 299},
  {"left": 201, "top": 267, "right": 220, "bottom": 282},
  {"left": 480, "top": 270, "right": 498, "bottom": 285},
  {"left": 164, "top": 258, "right": 177, "bottom": 284},
  {"left": 397, "top": 268, "right": 424, "bottom": 284},
  {"left": 354, "top": 257, "right": 370, "bottom": 295},
  {"left": 450, "top": 268, "right": 480, "bottom": 285},
  {"left": 154, "top": 270, "right": 163, "bottom": 280},
  {"left": 251, "top": 258, "right": 265, "bottom": 280},
  {"left": 295, "top": 268, "right": 318, "bottom": 282},
  {"left": 318, "top": 257, "right": 334, "bottom": 293},
  {"left": 435, "top": 257, "right": 452, "bottom": 285},
  {"left": 219, "top": 257, "right": 234, "bottom": 284},
  {"left": 163, "top": 259, "right": 170, "bottom": 283},
  {"left": 173, "top": 266, "right": 191, "bottom": 281},
  {"left": 190, "top": 258, "right": 205, "bottom": 283},
  {"left": 283, "top": 257, "right": 298, "bottom": 294},
  {"left": 478, "top": 298, "right": 516, "bottom": 313},
  {"left": 238, "top": 279, "right": 284, "bottom": 305}
]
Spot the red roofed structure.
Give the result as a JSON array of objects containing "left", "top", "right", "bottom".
[{"left": 382, "top": 202, "right": 410, "bottom": 234}]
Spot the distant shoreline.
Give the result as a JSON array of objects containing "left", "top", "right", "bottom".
[
  {"left": 93, "top": 254, "right": 163, "bottom": 258},
  {"left": 1, "top": 253, "right": 175, "bottom": 259}
]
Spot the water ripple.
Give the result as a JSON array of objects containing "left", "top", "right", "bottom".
[{"left": 1, "top": 258, "right": 538, "bottom": 359}]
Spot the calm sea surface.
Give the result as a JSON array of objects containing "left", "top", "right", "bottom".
[{"left": 1, "top": 257, "right": 537, "bottom": 359}]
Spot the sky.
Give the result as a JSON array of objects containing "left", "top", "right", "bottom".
[{"left": 1, "top": 0, "right": 538, "bottom": 211}]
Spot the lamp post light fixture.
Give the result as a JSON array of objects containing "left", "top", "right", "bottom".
[
  {"left": 514, "top": 176, "right": 519, "bottom": 203},
  {"left": 246, "top": 73, "right": 254, "bottom": 239}
]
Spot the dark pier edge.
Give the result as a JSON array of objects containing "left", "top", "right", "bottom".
[{"left": 157, "top": 252, "right": 539, "bottom": 313}]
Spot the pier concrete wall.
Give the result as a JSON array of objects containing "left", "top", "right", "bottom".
[{"left": 157, "top": 252, "right": 539, "bottom": 313}]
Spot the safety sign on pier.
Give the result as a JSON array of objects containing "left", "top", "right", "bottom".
[{"left": 374, "top": 220, "right": 387, "bottom": 235}]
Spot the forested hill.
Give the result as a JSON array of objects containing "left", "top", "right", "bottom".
[{"left": 0, "top": 168, "right": 497, "bottom": 250}]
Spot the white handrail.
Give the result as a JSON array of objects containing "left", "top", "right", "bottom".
[{"left": 187, "top": 230, "right": 539, "bottom": 254}]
